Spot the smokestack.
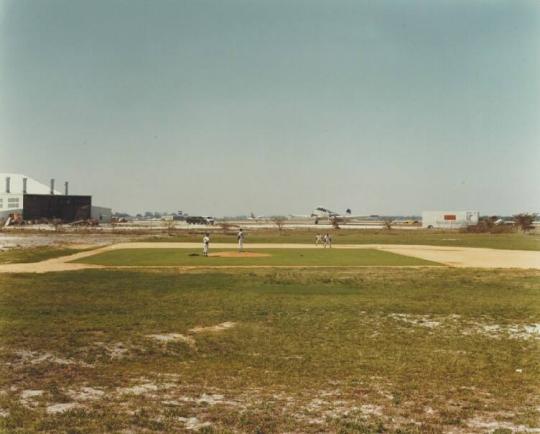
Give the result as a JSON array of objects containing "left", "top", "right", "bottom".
[
  {"left": 50, "top": 179, "right": 55, "bottom": 195},
  {"left": 22, "top": 177, "right": 27, "bottom": 194},
  {"left": 5, "top": 177, "right": 10, "bottom": 193},
  {"left": 64, "top": 181, "right": 69, "bottom": 196}
]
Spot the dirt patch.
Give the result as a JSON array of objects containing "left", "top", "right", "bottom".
[
  {"left": 163, "top": 393, "right": 239, "bottom": 407},
  {"left": 145, "top": 333, "right": 196, "bottom": 347},
  {"left": 9, "top": 349, "right": 93, "bottom": 368},
  {"left": 117, "top": 380, "right": 176, "bottom": 397},
  {"left": 208, "top": 251, "right": 271, "bottom": 258},
  {"left": 471, "top": 323, "right": 540, "bottom": 340},
  {"left": 46, "top": 402, "right": 83, "bottom": 414},
  {"left": 177, "top": 416, "right": 212, "bottom": 431},
  {"left": 388, "top": 313, "right": 441, "bottom": 329},
  {"left": 66, "top": 387, "right": 105, "bottom": 402},
  {"left": 466, "top": 416, "right": 540, "bottom": 433},
  {"left": 189, "top": 322, "right": 237, "bottom": 333},
  {"left": 20, "top": 389, "right": 44, "bottom": 407},
  {"left": 93, "top": 341, "right": 131, "bottom": 360}
]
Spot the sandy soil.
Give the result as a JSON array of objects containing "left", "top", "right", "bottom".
[
  {"left": 189, "top": 321, "right": 237, "bottom": 333},
  {"left": 0, "top": 242, "right": 538, "bottom": 273}
]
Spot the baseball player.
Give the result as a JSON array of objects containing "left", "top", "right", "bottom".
[
  {"left": 237, "top": 228, "right": 245, "bottom": 252},
  {"left": 202, "top": 232, "right": 210, "bottom": 256},
  {"left": 323, "top": 233, "right": 332, "bottom": 248}
]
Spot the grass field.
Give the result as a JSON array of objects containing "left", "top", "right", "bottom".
[
  {"left": 0, "top": 268, "right": 538, "bottom": 433},
  {"left": 147, "top": 229, "right": 540, "bottom": 251},
  {"left": 0, "top": 247, "right": 85, "bottom": 265},
  {"left": 75, "top": 248, "right": 440, "bottom": 267}
]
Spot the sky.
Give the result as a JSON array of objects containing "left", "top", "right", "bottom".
[{"left": 0, "top": 0, "right": 539, "bottom": 216}]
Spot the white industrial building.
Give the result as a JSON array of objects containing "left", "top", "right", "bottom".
[
  {"left": 0, "top": 173, "right": 57, "bottom": 219},
  {"left": 0, "top": 173, "right": 112, "bottom": 223},
  {"left": 422, "top": 211, "right": 479, "bottom": 229}
]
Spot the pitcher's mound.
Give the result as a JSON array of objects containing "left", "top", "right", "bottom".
[{"left": 208, "top": 251, "right": 271, "bottom": 258}]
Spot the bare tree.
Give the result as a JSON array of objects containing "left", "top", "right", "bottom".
[
  {"left": 513, "top": 213, "right": 536, "bottom": 232},
  {"left": 166, "top": 219, "right": 176, "bottom": 236},
  {"left": 271, "top": 216, "right": 287, "bottom": 231},
  {"left": 382, "top": 217, "right": 393, "bottom": 230}
]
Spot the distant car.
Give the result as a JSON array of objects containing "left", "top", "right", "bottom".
[
  {"left": 401, "top": 220, "right": 420, "bottom": 225},
  {"left": 186, "top": 216, "right": 215, "bottom": 225}
]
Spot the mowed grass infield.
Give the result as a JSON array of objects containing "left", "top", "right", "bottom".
[
  {"left": 0, "top": 268, "right": 538, "bottom": 433},
  {"left": 148, "top": 229, "right": 540, "bottom": 251},
  {"left": 74, "top": 248, "right": 441, "bottom": 267}
]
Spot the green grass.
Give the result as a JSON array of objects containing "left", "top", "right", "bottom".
[
  {"left": 147, "top": 228, "right": 540, "bottom": 251},
  {"left": 74, "top": 248, "right": 440, "bottom": 267},
  {"left": 0, "top": 246, "right": 85, "bottom": 264},
  {"left": 0, "top": 268, "right": 538, "bottom": 433}
]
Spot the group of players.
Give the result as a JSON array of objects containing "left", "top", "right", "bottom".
[
  {"left": 202, "top": 228, "right": 244, "bottom": 257},
  {"left": 315, "top": 233, "right": 332, "bottom": 248},
  {"left": 202, "top": 229, "right": 333, "bottom": 256}
]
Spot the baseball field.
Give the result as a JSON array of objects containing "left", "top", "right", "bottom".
[{"left": 0, "top": 230, "right": 539, "bottom": 433}]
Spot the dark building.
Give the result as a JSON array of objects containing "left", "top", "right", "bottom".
[
  {"left": 1, "top": 174, "right": 109, "bottom": 223},
  {"left": 23, "top": 194, "right": 91, "bottom": 222}
]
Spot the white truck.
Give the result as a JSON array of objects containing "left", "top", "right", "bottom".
[{"left": 422, "top": 211, "right": 479, "bottom": 229}]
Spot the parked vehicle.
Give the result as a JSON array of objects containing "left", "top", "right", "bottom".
[{"left": 186, "top": 216, "right": 215, "bottom": 225}]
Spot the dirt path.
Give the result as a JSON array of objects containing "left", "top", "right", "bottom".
[{"left": 0, "top": 242, "right": 538, "bottom": 273}]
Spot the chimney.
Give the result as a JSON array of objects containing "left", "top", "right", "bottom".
[
  {"left": 5, "top": 177, "right": 10, "bottom": 193},
  {"left": 22, "top": 177, "right": 27, "bottom": 194},
  {"left": 64, "top": 181, "right": 69, "bottom": 196},
  {"left": 50, "top": 178, "right": 55, "bottom": 195}
]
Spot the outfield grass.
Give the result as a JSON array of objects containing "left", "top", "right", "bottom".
[
  {"left": 147, "top": 229, "right": 540, "bottom": 251},
  {"left": 0, "top": 247, "right": 85, "bottom": 265},
  {"left": 0, "top": 268, "right": 538, "bottom": 433},
  {"left": 74, "top": 248, "right": 440, "bottom": 267}
]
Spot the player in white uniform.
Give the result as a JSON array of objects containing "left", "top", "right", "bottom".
[
  {"left": 324, "top": 233, "right": 332, "bottom": 248},
  {"left": 237, "top": 229, "right": 245, "bottom": 252},
  {"left": 203, "top": 233, "right": 210, "bottom": 256},
  {"left": 315, "top": 234, "right": 322, "bottom": 246}
]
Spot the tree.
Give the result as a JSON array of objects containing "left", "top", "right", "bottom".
[
  {"left": 513, "top": 213, "right": 536, "bottom": 232},
  {"left": 166, "top": 219, "right": 176, "bottom": 236},
  {"left": 382, "top": 217, "right": 393, "bottom": 230},
  {"left": 271, "top": 216, "right": 287, "bottom": 231}
]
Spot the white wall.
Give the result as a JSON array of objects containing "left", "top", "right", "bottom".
[
  {"left": 0, "top": 173, "right": 61, "bottom": 195},
  {"left": 91, "top": 206, "right": 112, "bottom": 223},
  {"left": 422, "top": 211, "right": 479, "bottom": 229},
  {"left": 0, "top": 193, "right": 23, "bottom": 213}
]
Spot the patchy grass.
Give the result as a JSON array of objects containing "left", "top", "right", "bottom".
[
  {"left": 0, "top": 247, "right": 86, "bottom": 264},
  {"left": 0, "top": 268, "right": 538, "bottom": 432},
  {"left": 146, "top": 229, "right": 540, "bottom": 251},
  {"left": 73, "top": 248, "right": 440, "bottom": 267}
]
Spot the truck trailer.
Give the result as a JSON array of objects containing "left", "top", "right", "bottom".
[{"left": 422, "top": 211, "right": 479, "bottom": 229}]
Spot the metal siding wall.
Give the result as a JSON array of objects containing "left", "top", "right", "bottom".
[{"left": 22, "top": 195, "right": 92, "bottom": 222}]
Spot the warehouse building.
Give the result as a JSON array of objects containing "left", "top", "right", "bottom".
[
  {"left": 422, "top": 210, "right": 479, "bottom": 229},
  {"left": 0, "top": 173, "right": 111, "bottom": 223}
]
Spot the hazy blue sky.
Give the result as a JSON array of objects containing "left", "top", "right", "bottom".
[{"left": 1, "top": 0, "right": 539, "bottom": 216}]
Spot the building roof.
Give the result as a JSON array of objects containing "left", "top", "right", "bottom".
[{"left": 0, "top": 173, "right": 62, "bottom": 195}]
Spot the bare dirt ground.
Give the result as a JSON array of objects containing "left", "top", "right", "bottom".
[
  {"left": 0, "top": 233, "right": 141, "bottom": 249},
  {"left": 0, "top": 242, "right": 538, "bottom": 273}
]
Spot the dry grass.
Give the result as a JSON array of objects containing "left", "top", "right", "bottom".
[{"left": 0, "top": 268, "right": 538, "bottom": 433}]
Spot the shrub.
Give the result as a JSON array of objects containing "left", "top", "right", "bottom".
[{"left": 513, "top": 213, "right": 536, "bottom": 232}]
